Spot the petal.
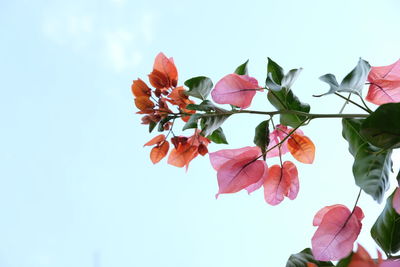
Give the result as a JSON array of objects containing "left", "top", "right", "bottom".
[
  {"left": 366, "top": 59, "right": 400, "bottom": 105},
  {"left": 209, "top": 146, "right": 260, "bottom": 171},
  {"left": 216, "top": 157, "right": 266, "bottom": 196},
  {"left": 263, "top": 161, "right": 299, "bottom": 205},
  {"left": 245, "top": 162, "right": 269, "bottom": 194},
  {"left": 311, "top": 205, "right": 364, "bottom": 261},
  {"left": 266, "top": 125, "right": 290, "bottom": 158},
  {"left": 134, "top": 96, "right": 155, "bottom": 113},
  {"left": 144, "top": 134, "right": 166, "bottom": 146},
  {"left": 287, "top": 133, "right": 315, "bottom": 164},
  {"left": 348, "top": 244, "right": 377, "bottom": 267},
  {"left": 153, "top": 52, "right": 178, "bottom": 87},
  {"left": 313, "top": 204, "right": 346, "bottom": 226},
  {"left": 131, "top": 78, "right": 151, "bottom": 97},
  {"left": 168, "top": 143, "right": 198, "bottom": 168},
  {"left": 150, "top": 141, "right": 169, "bottom": 164},
  {"left": 211, "top": 74, "right": 260, "bottom": 109}
]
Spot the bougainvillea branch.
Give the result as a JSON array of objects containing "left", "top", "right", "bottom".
[{"left": 131, "top": 53, "right": 400, "bottom": 266}]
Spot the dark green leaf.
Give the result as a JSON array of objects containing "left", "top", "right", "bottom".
[
  {"left": 201, "top": 114, "right": 231, "bottom": 137},
  {"left": 267, "top": 89, "right": 310, "bottom": 127},
  {"left": 149, "top": 121, "right": 157, "bottom": 133},
  {"left": 206, "top": 127, "right": 228, "bottom": 144},
  {"left": 286, "top": 248, "right": 334, "bottom": 267},
  {"left": 267, "top": 57, "right": 284, "bottom": 85},
  {"left": 360, "top": 103, "right": 400, "bottom": 149},
  {"left": 184, "top": 76, "right": 213, "bottom": 100},
  {"left": 371, "top": 189, "right": 400, "bottom": 255},
  {"left": 317, "top": 59, "right": 371, "bottom": 96},
  {"left": 253, "top": 120, "right": 270, "bottom": 160},
  {"left": 182, "top": 114, "right": 202, "bottom": 131},
  {"left": 234, "top": 60, "right": 249, "bottom": 75},
  {"left": 342, "top": 118, "right": 391, "bottom": 203},
  {"left": 157, "top": 116, "right": 173, "bottom": 132}
]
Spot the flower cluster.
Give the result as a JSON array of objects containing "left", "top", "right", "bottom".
[{"left": 132, "top": 52, "right": 208, "bottom": 168}]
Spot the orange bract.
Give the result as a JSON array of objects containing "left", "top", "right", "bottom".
[
  {"left": 144, "top": 134, "right": 166, "bottom": 146},
  {"left": 168, "top": 143, "right": 198, "bottom": 168},
  {"left": 306, "top": 263, "right": 318, "bottom": 267},
  {"left": 134, "top": 96, "right": 155, "bottom": 113},
  {"left": 131, "top": 79, "right": 151, "bottom": 97},
  {"left": 348, "top": 245, "right": 382, "bottom": 267},
  {"left": 287, "top": 133, "right": 315, "bottom": 164},
  {"left": 150, "top": 141, "right": 170, "bottom": 164},
  {"left": 148, "top": 69, "right": 169, "bottom": 89},
  {"left": 153, "top": 52, "right": 178, "bottom": 87}
]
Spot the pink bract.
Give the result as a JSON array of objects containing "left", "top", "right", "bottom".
[
  {"left": 209, "top": 146, "right": 260, "bottom": 171},
  {"left": 311, "top": 205, "right": 364, "bottom": 261},
  {"left": 211, "top": 73, "right": 260, "bottom": 109},
  {"left": 263, "top": 161, "right": 299, "bottom": 205},
  {"left": 210, "top": 146, "right": 268, "bottom": 198},
  {"left": 366, "top": 59, "right": 400, "bottom": 105}
]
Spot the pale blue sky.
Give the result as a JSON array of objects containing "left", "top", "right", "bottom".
[{"left": 1, "top": 0, "right": 400, "bottom": 266}]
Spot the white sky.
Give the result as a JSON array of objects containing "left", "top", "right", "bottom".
[{"left": 1, "top": 0, "right": 400, "bottom": 266}]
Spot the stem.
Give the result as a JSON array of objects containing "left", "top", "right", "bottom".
[
  {"left": 357, "top": 94, "right": 373, "bottom": 113},
  {"left": 177, "top": 109, "right": 369, "bottom": 119},
  {"left": 334, "top": 93, "right": 372, "bottom": 114},
  {"left": 339, "top": 93, "right": 351, "bottom": 114}
]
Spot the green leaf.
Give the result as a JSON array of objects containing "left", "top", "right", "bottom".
[
  {"left": 317, "top": 58, "right": 371, "bottom": 96},
  {"left": 253, "top": 120, "right": 270, "bottom": 160},
  {"left": 360, "top": 103, "right": 400, "bottom": 149},
  {"left": 266, "top": 68, "right": 302, "bottom": 91},
  {"left": 182, "top": 114, "right": 202, "bottom": 131},
  {"left": 371, "top": 189, "right": 400, "bottom": 255},
  {"left": 201, "top": 114, "right": 231, "bottom": 137},
  {"left": 206, "top": 127, "right": 228, "bottom": 144},
  {"left": 149, "top": 121, "right": 157, "bottom": 133},
  {"left": 267, "top": 57, "right": 284, "bottom": 85},
  {"left": 286, "top": 248, "right": 334, "bottom": 267},
  {"left": 282, "top": 68, "right": 303, "bottom": 89},
  {"left": 157, "top": 116, "right": 173, "bottom": 132},
  {"left": 184, "top": 76, "right": 213, "bottom": 100},
  {"left": 185, "top": 100, "right": 226, "bottom": 113},
  {"left": 342, "top": 118, "right": 391, "bottom": 203},
  {"left": 267, "top": 89, "right": 310, "bottom": 127},
  {"left": 234, "top": 60, "right": 249, "bottom": 75}
]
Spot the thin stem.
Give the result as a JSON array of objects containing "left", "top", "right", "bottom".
[
  {"left": 339, "top": 93, "right": 352, "bottom": 114},
  {"left": 334, "top": 93, "right": 371, "bottom": 114},
  {"left": 358, "top": 94, "right": 373, "bottom": 113},
  {"left": 351, "top": 188, "right": 362, "bottom": 213},
  {"left": 176, "top": 109, "right": 369, "bottom": 119}
]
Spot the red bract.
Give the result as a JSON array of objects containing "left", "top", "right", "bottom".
[
  {"left": 144, "top": 134, "right": 169, "bottom": 164},
  {"left": 209, "top": 146, "right": 269, "bottom": 197},
  {"left": 148, "top": 52, "right": 178, "bottom": 89},
  {"left": 263, "top": 161, "right": 299, "bottom": 205},
  {"left": 393, "top": 187, "right": 400, "bottom": 214},
  {"left": 366, "top": 59, "right": 400, "bottom": 105},
  {"left": 311, "top": 205, "right": 364, "bottom": 261},
  {"left": 168, "top": 130, "right": 210, "bottom": 170},
  {"left": 211, "top": 73, "right": 260, "bottom": 109},
  {"left": 348, "top": 244, "right": 382, "bottom": 267}
]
